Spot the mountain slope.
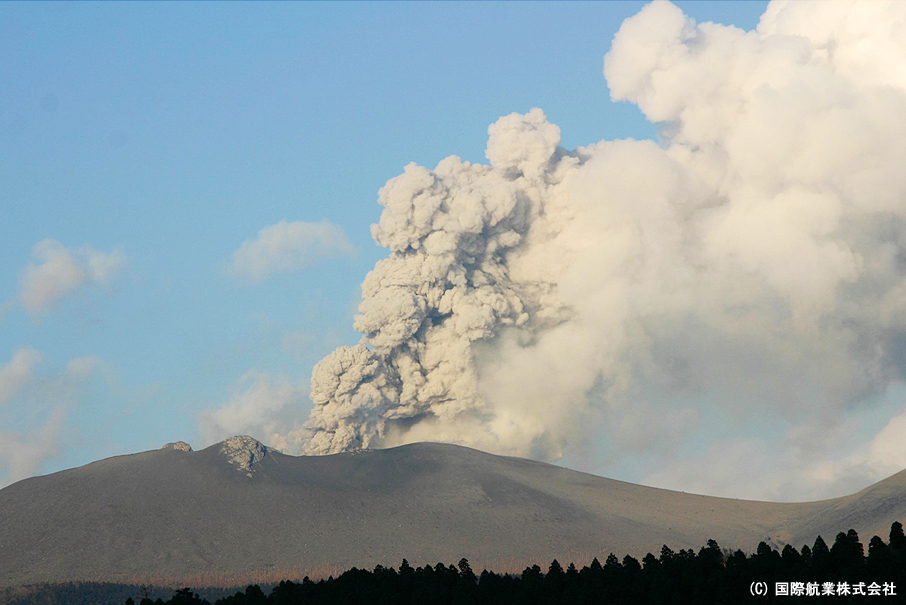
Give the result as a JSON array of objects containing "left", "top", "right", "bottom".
[{"left": 0, "top": 437, "right": 903, "bottom": 588}]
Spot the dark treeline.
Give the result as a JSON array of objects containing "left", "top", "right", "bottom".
[
  {"left": 5, "top": 522, "right": 904, "bottom": 605},
  {"left": 120, "top": 522, "right": 906, "bottom": 605},
  {"left": 1, "top": 583, "right": 241, "bottom": 605}
]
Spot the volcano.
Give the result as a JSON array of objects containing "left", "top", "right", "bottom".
[{"left": 1, "top": 437, "right": 904, "bottom": 588}]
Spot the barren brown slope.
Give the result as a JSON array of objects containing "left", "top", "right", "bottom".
[{"left": 0, "top": 439, "right": 903, "bottom": 588}]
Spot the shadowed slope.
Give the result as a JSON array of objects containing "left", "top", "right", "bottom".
[{"left": 0, "top": 439, "right": 904, "bottom": 588}]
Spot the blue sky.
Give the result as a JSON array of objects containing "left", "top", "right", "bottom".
[{"left": 15, "top": 0, "right": 877, "bottom": 494}]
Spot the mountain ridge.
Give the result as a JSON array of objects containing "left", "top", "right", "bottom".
[{"left": 0, "top": 438, "right": 904, "bottom": 589}]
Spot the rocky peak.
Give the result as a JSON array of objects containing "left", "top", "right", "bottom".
[
  {"left": 160, "top": 441, "right": 193, "bottom": 452},
  {"left": 219, "top": 435, "right": 267, "bottom": 476}
]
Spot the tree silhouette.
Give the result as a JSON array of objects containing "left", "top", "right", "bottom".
[
  {"left": 622, "top": 554, "right": 641, "bottom": 574},
  {"left": 800, "top": 543, "right": 812, "bottom": 567},
  {"left": 890, "top": 521, "right": 906, "bottom": 556},
  {"left": 780, "top": 543, "right": 803, "bottom": 576},
  {"left": 867, "top": 534, "right": 891, "bottom": 573},
  {"left": 457, "top": 557, "right": 476, "bottom": 582},
  {"left": 659, "top": 545, "right": 675, "bottom": 564},
  {"left": 399, "top": 558, "right": 414, "bottom": 575},
  {"left": 169, "top": 588, "right": 208, "bottom": 605},
  {"left": 811, "top": 534, "right": 831, "bottom": 576},
  {"left": 831, "top": 529, "right": 864, "bottom": 576}
]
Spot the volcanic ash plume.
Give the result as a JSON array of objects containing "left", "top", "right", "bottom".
[
  {"left": 304, "top": 109, "right": 571, "bottom": 455},
  {"left": 301, "top": 0, "right": 906, "bottom": 468}
]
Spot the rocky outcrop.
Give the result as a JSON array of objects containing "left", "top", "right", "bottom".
[
  {"left": 219, "top": 435, "right": 267, "bottom": 476},
  {"left": 160, "top": 441, "right": 192, "bottom": 452}
]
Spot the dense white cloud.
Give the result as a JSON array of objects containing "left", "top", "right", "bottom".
[
  {"left": 271, "top": 0, "right": 906, "bottom": 500},
  {"left": 18, "top": 239, "right": 126, "bottom": 316},
  {"left": 226, "top": 220, "right": 356, "bottom": 282},
  {"left": 198, "top": 372, "right": 309, "bottom": 453}
]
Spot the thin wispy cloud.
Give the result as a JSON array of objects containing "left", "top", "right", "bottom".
[
  {"left": 0, "top": 300, "right": 14, "bottom": 320},
  {"left": 0, "top": 406, "right": 67, "bottom": 488},
  {"left": 18, "top": 239, "right": 126, "bottom": 316},
  {"left": 0, "top": 348, "right": 42, "bottom": 407},
  {"left": 0, "top": 348, "right": 108, "bottom": 487},
  {"left": 226, "top": 220, "right": 356, "bottom": 283},
  {"left": 65, "top": 355, "right": 111, "bottom": 382},
  {"left": 198, "top": 371, "right": 308, "bottom": 453}
]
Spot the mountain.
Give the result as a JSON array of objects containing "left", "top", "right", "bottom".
[{"left": 1, "top": 436, "right": 904, "bottom": 589}]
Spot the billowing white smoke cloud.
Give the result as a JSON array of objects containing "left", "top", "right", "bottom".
[{"left": 292, "top": 0, "right": 906, "bottom": 493}]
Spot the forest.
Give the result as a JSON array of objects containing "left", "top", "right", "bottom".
[{"left": 3, "top": 522, "right": 904, "bottom": 605}]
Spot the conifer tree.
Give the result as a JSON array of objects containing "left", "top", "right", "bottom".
[
  {"left": 457, "top": 558, "right": 476, "bottom": 583},
  {"left": 800, "top": 544, "right": 812, "bottom": 566},
  {"left": 890, "top": 521, "right": 906, "bottom": 553},
  {"left": 867, "top": 535, "right": 891, "bottom": 573},
  {"left": 812, "top": 535, "right": 831, "bottom": 575},
  {"left": 831, "top": 529, "right": 864, "bottom": 574},
  {"left": 622, "top": 554, "right": 641, "bottom": 573},
  {"left": 781, "top": 543, "right": 802, "bottom": 572}
]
